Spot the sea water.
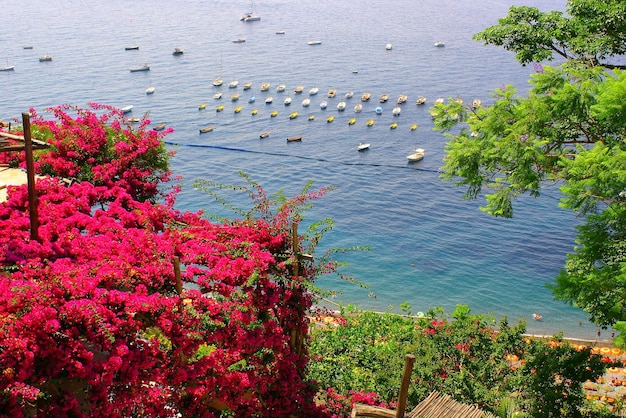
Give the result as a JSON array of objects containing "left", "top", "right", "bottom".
[{"left": 2, "top": 0, "right": 605, "bottom": 340}]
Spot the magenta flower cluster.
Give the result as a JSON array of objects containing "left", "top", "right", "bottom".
[{"left": 0, "top": 105, "right": 328, "bottom": 417}]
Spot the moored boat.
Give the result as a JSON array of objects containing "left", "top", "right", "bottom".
[
  {"left": 307, "top": 40, "right": 322, "bottom": 45},
  {"left": 172, "top": 48, "right": 184, "bottom": 55},
  {"left": 308, "top": 115, "right": 315, "bottom": 121},
  {"left": 309, "top": 87, "right": 319, "bottom": 95},
  {"left": 248, "top": 96, "right": 256, "bottom": 103},
  {"left": 260, "top": 82, "right": 270, "bottom": 91},
  {"left": 130, "top": 63, "right": 150, "bottom": 72},
  {"left": 354, "top": 104, "right": 362, "bottom": 113},
  {"left": 390, "top": 122, "right": 398, "bottom": 129},
  {"left": 265, "top": 96, "right": 273, "bottom": 104},
  {"left": 393, "top": 106, "right": 401, "bottom": 116},
  {"left": 407, "top": 148, "right": 425, "bottom": 162},
  {"left": 294, "top": 85, "right": 304, "bottom": 94},
  {"left": 214, "top": 92, "right": 222, "bottom": 99},
  {"left": 270, "top": 110, "right": 278, "bottom": 117},
  {"left": 287, "top": 136, "right": 303, "bottom": 142},
  {"left": 125, "top": 45, "right": 139, "bottom": 51},
  {"left": 216, "top": 105, "right": 225, "bottom": 112},
  {"left": 367, "top": 119, "right": 375, "bottom": 127},
  {"left": 146, "top": 86, "right": 155, "bottom": 94},
  {"left": 379, "top": 94, "right": 389, "bottom": 103},
  {"left": 231, "top": 93, "right": 240, "bottom": 101},
  {"left": 289, "top": 111, "right": 298, "bottom": 119},
  {"left": 234, "top": 106, "right": 242, "bottom": 113},
  {"left": 327, "top": 89, "right": 336, "bottom": 98},
  {"left": 243, "top": 82, "right": 253, "bottom": 90},
  {"left": 284, "top": 96, "right": 292, "bottom": 105},
  {"left": 277, "top": 84, "right": 286, "bottom": 92},
  {"left": 416, "top": 96, "right": 427, "bottom": 105},
  {"left": 348, "top": 118, "right": 356, "bottom": 125},
  {"left": 199, "top": 103, "right": 207, "bottom": 110},
  {"left": 472, "top": 99, "right": 482, "bottom": 108},
  {"left": 199, "top": 125, "right": 214, "bottom": 133},
  {"left": 337, "top": 102, "right": 346, "bottom": 111},
  {"left": 302, "top": 98, "right": 311, "bottom": 107},
  {"left": 397, "top": 95, "right": 408, "bottom": 104},
  {"left": 121, "top": 105, "right": 133, "bottom": 114},
  {"left": 233, "top": 38, "right": 246, "bottom": 43},
  {"left": 434, "top": 41, "right": 445, "bottom": 47},
  {"left": 410, "top": 124, "right": 418, "bottom": 131},
  {"left": 345, "top": 91, "right": 354, "bottom": 99},
  {"left": 251, "top": 109, "right": 258, "bottom": 115},
  {"left": 228, "top": 80, "right": 238, "bottom": 88},
  {"left": 260, "top": 131, "right": 270, "bottom": 138},
  {"left": 320, "top": 101, "right": 328, "bottom": 109},
  {"left": 358, "top": 142, "right": 370, "bottom": 151},
  {"left": 39, "top": 54, "right": 53, "bottom": 62},
  {"left": 154, "top": 123, "right": 167, "bottom": 131},
  {"left": 360, "top": 92, "right": 371, "bottom": 102},
  {"left": 326, "top": 116, "right": 334, "bottom": 123},
  {"left": 375, "top": 107, "right": 383, "bottom": 115}
]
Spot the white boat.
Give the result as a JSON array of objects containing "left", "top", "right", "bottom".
[
  {"left": 307, "top": 40, "right": 322, "bottom": 46},
  {"left": 233, "top": 38, "right": 246, "bottom": 43},
  {"left": 302, "top": 98, "right": 311, "bottom": 107},
  {"left": 354, "top": 104, "right": 362, "bottom": 113},
  {"left": 309, "top": 87, "right": 319, "bottom": 95},
  {"left": 243, "top": 82, "right": 253, "bottom": 90},
  {"left": 284, "top": 96, "right": 292, "bottom": 105},
  {"left": 121, "top": 105, "right": 133, "bottom": 114},
  {"left": 39, "top": 54, "right": 53, "bottom": 62},
  {"left": 125, "top": 45, "right": 139, "bottom": 51},
  {"left": 213, "top": 53, "right": 224, "bottom": 86},
  {"left": 248, "top": 96, "right": 256, "bottom": 103},
  {"left": 407, "top": 148, "right": 425, "bottom": 162},
  {"left": 385, "top": 43, "right": 392, "bottom": 50},
  {"left": 228, "top": 80, "right": 238, "bottom": 88},
  {"left": 358, "top": 142, "right": 370, "bottom": 151},
  {"left": 337, "top": 101, "right": 346, "bottom": 111},
  {"left": 294, "top": 85, "right": 304, "bottom": 94},
  {"left": 146, "top": 86, "right": 155, "bottom": 94},
  {"left": 434, "top": 41, "right": 445, "bottom": 47},
  {"left": 130, "top": 63, "right": 150, "bottom": 72},
  {"left": 416, "top": 97, "right": 427, "bottom": 105},
  {"left": 345, "top": 91, "right": 354, "bottom": 99},
  {"left": 320, "top": 101, "right": 328, "bottom": 109},
  {"left": 375, "top": 107, "right": 383, "bottom": 115},
  {"left": 1, "top": 58, "right": 14, "bottom": 72},
  {"left": 265, "top": 97, "right": 273, "bottom": 104},
  {"left": 393, "top": 107, "right": 401, "bottom": 116},
  {"left": 214, "top": 92, "right": 222, "bottom": 99},
  {"left": 472, "top": 99, "right": 482, "bottom": 108},
  {"left": 172, "top": 48, "right": 184, "bottom": 55},
  {"left": 276, "top": 84, "right": 286, "bottom": 92},
  {"left": 240, "top": 1, "right": 261, "bottom": 22},
  {"left": 276, "top": 30, "right": 285, "bottom": 35}
]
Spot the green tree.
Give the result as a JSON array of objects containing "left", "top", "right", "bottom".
[{"left": 433, "top": 0, "right": 626, "bottom": 332}]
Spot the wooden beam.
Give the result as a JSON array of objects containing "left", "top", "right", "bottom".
[
  {"left": 396, "top": 354, "right": 415, "bottom": 418},
  {"left": 22, "top": 113, "right": 39, "bottom": 242}
]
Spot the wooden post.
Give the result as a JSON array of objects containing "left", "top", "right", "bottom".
[
  {"left": 395, "top": 354, "right": 415, "bottom": 418},
  {"left": 291, "top": 223, "right": 299, "bottom": 277},
  {"left": 173, "top": 257, "right": 182, "bottom": 295},
  {"left": 22, "top": 112, "right": 39, "bottom": 242}
]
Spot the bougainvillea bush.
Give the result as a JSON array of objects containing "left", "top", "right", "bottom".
[
  {"left": 0, "top": 103, "right": 171, "bottom": 202},
  {"left": 0, "top": 106, "right": 341, "bottom": 417}
]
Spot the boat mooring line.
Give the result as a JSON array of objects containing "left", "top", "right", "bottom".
[{"left": 162, "top": 141, "right": 439, "bottom": 173}]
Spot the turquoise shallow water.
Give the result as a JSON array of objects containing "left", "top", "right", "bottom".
[{"left": 1, "top": 0, "right": 606, "bottom": 340}]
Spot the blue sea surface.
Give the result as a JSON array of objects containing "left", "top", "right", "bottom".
[{"left": 1, "top": 0, "right": 604, "bottom": 340}]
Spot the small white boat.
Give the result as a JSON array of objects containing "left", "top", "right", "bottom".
[
  {"left": 213, "top": 77, "right": 224, "bottom": 86},
  {"left": 307, "top": 40, "right": 322, "bottom": 45},
  {"left": 39, "top": 54, "right": 53, "bottom": 62},
  {"left": 337, "top": 101, "right": 346, "bottom": 111},
  {"left": 309, "top": 87, "right": 319, "bottom": 95},
  {"left": 358, "top": 142, "right": 370, "bottom": 151},
  {"left": 354, "top": 104, "right": 362, "bottom": 113},
  {"left": 385, "top": 43, "right": 392, "bottom": 50},
  {"left": 130, "top": 63, "right": 150, "bottom": 72},
  {"left": 472, "top": 99, "right": 482, "bottom": 108},
  {"left": 276, "top": 30, "right": 285, "bottom": 35},
  {"left": 125, "top": 45, "right": 139, "bottom": 51},
  {"left": 294, "top": 85, "right": 304, "bottom": 94},
  {"left": 277, "top": 84, "right": 286, "bottom": 92},
  {"left": 434, "top": 41, "right": 445, "bottom": 47},
  {"left": 172, "top": 48, "right": 184, "bottom": 55},
  {"left": 243, "top": 82, "right": 253, "bottom": 90},
  {"left": 248, "top": 96, "right": 256, "bottom": 103},
  {"left": 407, "top": 148, "right": 425, "bottom": 162},
  {"left": 265, "top": 96, "right": 273, "bottom": 104},
  {"left": 416, "top": 97, "right": 427, "bottom": 105},
  {"left": 302, "top": 98, "right": 311, "bottom": 107},
  {"left": 375, "top": 107, "right": 383, "bottom": 115},
  {"left": 214, "top": 92, "right": 222, "bottom": 99},
  {"left": 228, "top": 80, "right": 238, "bottom": 88},
  {"left": 393, "top": 107, "right": 401, "bottom": 116},
  {"left": 320, "top": 101, "right": 328, "bottom": 109},
  {"left": 146, "top": 86, "right": 155, "bottom": 94},
  {"left": 345, "top": 91, "right": 354, "bottom": 99},
  {"left": 121, "top": 105, "right": 133, "bottom": 114},
  {"left": 435, "top": 97, "right": 445, "bottom": 104},
  {"left": 241, "top": 14, "right": 261, "bottom": 22},
  {"left": 284, "top": 96, "right": 292, "bottom": 105},
  {"left": 1, "top": 58, "right": 14, "bottom": 72},
  {"left": 233, "top": 38, "right": 246, "bottom": 43},
  {"left": 260, "top": 131, "right": 270, "bottom": 138}
]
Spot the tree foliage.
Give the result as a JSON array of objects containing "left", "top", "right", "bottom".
[{"left": 433, "top": 0, "right": 626, "bottom": 331}]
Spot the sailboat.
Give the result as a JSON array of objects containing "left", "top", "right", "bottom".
[
  {"left": 240, "top": 0, "right": 261, "bottom": 22},
  {"left": 213, "top": 53, "right": 223, "bottom": 87},
  {"left": 1, "top": 58, "right": 15, "bottom": 72}
]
